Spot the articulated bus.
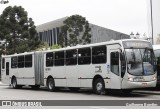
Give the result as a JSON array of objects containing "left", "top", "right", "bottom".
[{"left": 1, "top": 39, "right": 157, "bottom": 94}]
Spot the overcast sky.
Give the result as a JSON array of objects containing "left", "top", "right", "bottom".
[{"left": 0, "top": 0, "right": 148, "bottom": 35}]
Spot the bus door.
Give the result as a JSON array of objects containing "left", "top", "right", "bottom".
[
  {"left": 109, "top": 50, "right": 121, "bottom": 89},
  {"left": 1, "top": 58, "right": 10, "bottom": 84}
]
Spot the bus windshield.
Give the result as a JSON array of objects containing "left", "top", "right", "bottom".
[{"left": 125, "top": 48, "right": 156, "bottom": 76}]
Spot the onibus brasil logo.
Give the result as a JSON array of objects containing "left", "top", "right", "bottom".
[{"left": 0, "top": 0, "right": 9, "bottom": 4}]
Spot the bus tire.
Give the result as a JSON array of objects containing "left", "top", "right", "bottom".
[
  {"left": 93, "top": 78, "right": 105, "bottom": 95},
  {"left": 12, "top": 77, "right": 22, "bottom": 89},
  {"left": 47, "top": 78, "right": 56, "bottom": 92}
]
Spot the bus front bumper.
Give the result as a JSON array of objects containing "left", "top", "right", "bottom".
[{"left": 122, "top": 80, "right": 157, "bottom": 89}]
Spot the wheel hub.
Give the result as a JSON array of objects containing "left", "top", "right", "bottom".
[
  {"left": 49, "top": 81, "right": 53, "bottom": 89},
  {"left": 13, "top": 80, "right": 16, "bottom": 87},
  {"left": 96, "top": 82, "right": 102, "bottom": 91}
]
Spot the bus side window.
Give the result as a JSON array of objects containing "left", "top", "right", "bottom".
[
  {"left": 55, "top": 51, "right": 64, "bottom": 66},
  {"left": 92, "top": 46, "right": 106, "bottom": 64},
  {"left": 25, "top": 55, "right": 32, "bottom": 68},
  {"left": 66, "top": 49, "right": 77, "bottom": 65},
  {"left": 2, "top": 58, "right": 5, "bottom": 69},
  {"left": 46, "top": 52, "right": 54, "bottom": 67},
  {"left": 111, "top": 52, "right": 119, "bottom": 76},
  {"left": 11, "top": 57, "right": 18, "bottom": 68},
  {"left": 18, "top": 55, "right": 24, "bottom": 68},
  {"left": 78, "top": 48, "right": 91, "bottom": 65}
]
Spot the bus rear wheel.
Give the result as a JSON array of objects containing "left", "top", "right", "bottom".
[
  {"left": 47, "top": 78, "right": 56, "bottom": 92},
  {"left": 93, "top": 78, "right": 105, "bottom": 95},
  {"left": 12, "top": 77, "right": 22, "bottom": 89}
]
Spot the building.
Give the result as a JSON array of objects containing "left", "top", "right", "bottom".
[
  {"left": 147, "top": 0, "right": 160, "bottom": 44},
  {"left": 36, "top": 17, "right": 130, "bottom": 46}
]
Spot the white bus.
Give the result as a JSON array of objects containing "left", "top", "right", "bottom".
[
  {"left": 153, "top": 45, "right": 160, "bottom": 85},
  {"left": 153, "top": 45, "right": 160, "bottom": 58},
  {"left": 1, "top": 39, "right": 157, "bottom": 94}
]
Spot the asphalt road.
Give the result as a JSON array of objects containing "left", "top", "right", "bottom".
[{"left": 0, "top": 83, "right": 160, "bottom": 109}]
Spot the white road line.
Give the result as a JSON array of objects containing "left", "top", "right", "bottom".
[{"left": 89, "top": 106, "right": 108, "bottom": 109}]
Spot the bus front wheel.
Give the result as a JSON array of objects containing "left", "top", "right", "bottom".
[
  {"left": 12, "top": 77, "right": 22, "bottom": 89},
  {"left": 47, "top": 78, "right": 56, "bottom": 92},
  {"left": 93, "top": 78, "right": 105, "bottom": 95}
]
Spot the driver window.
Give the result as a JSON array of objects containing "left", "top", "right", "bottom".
[{"left": 111, "top": 52, "right": 119, "bottom": 76}]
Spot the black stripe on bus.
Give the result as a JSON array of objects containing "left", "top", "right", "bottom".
[
  {"left": 78, "top": 77, "right": 110, "bottom": 79},
  {"left": 44, "top": 78, "right": 66, "bottom": 79},
  {"left": 10, "top": 77, "right": 35, "bottom": 79}
]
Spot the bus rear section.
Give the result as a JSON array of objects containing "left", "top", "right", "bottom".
[
  {"left": 1, "top": 52, "right": 44, "bottom": 89},
  {"left": 1, "top": 57, "right": 10, "bottom": 84}
]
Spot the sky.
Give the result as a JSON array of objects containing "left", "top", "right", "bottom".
[{"left": 0, "top": 0, "right": 148, "bottom": 36}]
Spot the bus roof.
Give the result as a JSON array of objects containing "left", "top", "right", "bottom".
[{"left": 2, "top": 39, "right": 151, "bottom": 58}]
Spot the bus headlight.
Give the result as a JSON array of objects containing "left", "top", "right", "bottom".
[
  {"left": 153, "top": 76, "right": 156, "bottom": 81},
  {"left": 128, "top": 77, "right": 133, "bottom": 81}
]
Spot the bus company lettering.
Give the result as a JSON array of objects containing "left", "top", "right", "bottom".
[
  {"left": 126, "top": 103, "right": 158, "bottom": 106},
  {"left": 45, "top": 68, "right": 51, "bottom": 71},
  {"left": 95, "top": 66, "right": 102, "bottom": 73}
]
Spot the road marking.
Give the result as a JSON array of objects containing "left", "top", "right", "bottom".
[{"left": 89, "top": 106, "right": 108, "bottom": 109}]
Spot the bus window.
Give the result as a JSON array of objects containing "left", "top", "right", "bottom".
[
  {"left": 46, "top": 52, "right": 54, "bottom": 67},
  {"left": 18, "top": 55, "right": 24, "bottom": 68},
  {"left": 25, "top": 55, "right": 32, "bottom": 68},
  {"left": 92, "top": 46, "right": 106, "bottom": 64},
  {"left": 66, "top": 49, "right": 77, "bottom": 65},
  {"left": 2, "top": 58, "right": 5, "bottom": 69},
  {"left": 111, "top": 52, "right": 119, "bottom": 76},
  {"left": 78, "top": 48, "right": 91, "bottom": 65},
  {"left": 6, "top": 62, "right": 9, "bottom": 75},
  {"left": 55, "top": 51, "right": 64, "bottom": 66},
  {"left": 11, "top": 57, "right": 18, "bottom": 68}
]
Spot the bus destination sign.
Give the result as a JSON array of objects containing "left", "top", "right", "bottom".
[{"left": 123, "top": 41, "right": 152, "bottom": 49}]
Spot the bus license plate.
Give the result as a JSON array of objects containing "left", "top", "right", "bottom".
[{"left": 142, "top": 83, "right": 147, "bottom": 86}]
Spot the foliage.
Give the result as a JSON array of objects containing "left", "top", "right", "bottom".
[
  {"left": 35, "top": 42, "right": 61, "bottom": 51},
  {"left": 50, "top": 45, "right": 61, "bottom": 49},
  {"left": 0, "top": 6, "right": 41, "bottom": 55},
  {"left": 58, "top": 15, "right": 91, "bottom": 47},
  {"left": 35, "top": 42, "right": 49, "bottom": 51}
]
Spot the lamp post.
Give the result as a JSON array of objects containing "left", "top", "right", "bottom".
[
  {"left": 5, "top": 42, "right": 9, "bottom": 55},
  {"left": 136, "top": 32, "right": 140, "bottom": 39},
  {"left": 130, "top": 32, "right": 135, "bottom": 39}
]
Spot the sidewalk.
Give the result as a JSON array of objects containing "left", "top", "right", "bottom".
[{"left": 0, "top": 81, "right": 8, "bottom": 86}]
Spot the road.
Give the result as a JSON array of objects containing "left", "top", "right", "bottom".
[{"left": 0, "top": 83, "right": 160, "bottom": 109}]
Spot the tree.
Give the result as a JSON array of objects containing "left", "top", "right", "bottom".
[
  {"left": 0, "top": 6, "right": 41, "bottom": 55},
  {"left": 58, "top": 15, "right": 91, "bottom": 47},
  {"left": 35, "top": 43, "right": 61, "bottom": 51}
]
